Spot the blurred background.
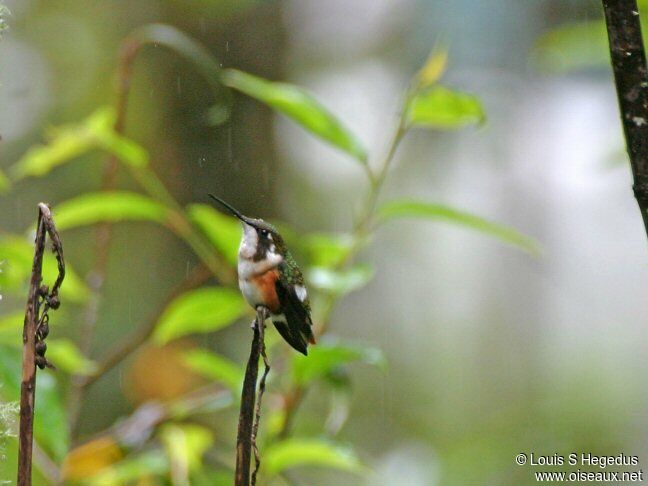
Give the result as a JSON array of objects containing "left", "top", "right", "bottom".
[{"left": 1, "top": 0, "right": 648, "bottom": 484}]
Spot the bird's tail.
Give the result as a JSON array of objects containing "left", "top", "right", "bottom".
[{"left": 272, "top": 310, "right": 316, "bottom": 355}]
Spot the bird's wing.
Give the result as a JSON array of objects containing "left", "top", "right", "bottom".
[{"left": 271, "top": 259, "right": 315, "bottom": 355}]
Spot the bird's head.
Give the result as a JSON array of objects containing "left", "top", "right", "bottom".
[{"left": 208, "top": 194, "right": 284, "bottom": 261}]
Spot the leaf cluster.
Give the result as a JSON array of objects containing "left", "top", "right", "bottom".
[{"left": 0, "top": 24, "right": 538, "bottom": 484}]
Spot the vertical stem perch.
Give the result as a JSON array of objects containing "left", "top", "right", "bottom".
[
  {"left": 17, "top": 203, "right": 65, "bottom": 486},
  {"left": 601, "top": 0, "right": 648, "bottom": 239},
  {"left": 251, "top": 318, "right": 270, "bottom": 486},
  {"left": 235, "top": 307, "right": 269, "bottom": 486}
]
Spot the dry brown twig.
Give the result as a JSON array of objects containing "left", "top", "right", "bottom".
[
  {"left": 17, "top": 203, "right": 65, "bottom": 486},
  {"left": 235, "top": 306, "right": 270, "bottom": 486},
  {"left": 251, "top": 314, "right": 271, "bottom": 486},
  {"left": 601, "top": 0, "right": 648, "bottom": 238}
]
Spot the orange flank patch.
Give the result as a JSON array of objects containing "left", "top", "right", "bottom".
[
  {"left": 253, "top": 269, "right": 281, "bottom": 313},
  {"left": 308, "top": 334, "right": 317, "bottom": 345}
]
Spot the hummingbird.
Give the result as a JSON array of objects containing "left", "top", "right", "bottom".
[{"left": 208, "top": 194, "right": 316, "bottom": 355}]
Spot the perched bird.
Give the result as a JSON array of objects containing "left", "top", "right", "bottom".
[{"left": 208, "top": 194, "right": 316, "bottom": 355}]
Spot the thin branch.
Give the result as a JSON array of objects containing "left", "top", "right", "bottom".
[
  {"left": 251, "top": 317, "right": 270, "bottom": 485},
  {"left": 601, "top": 0, "right": 648, "bottom": 238},
  {"left": 277, "top": 97, "right": 411, "bottom": 437},
  {"left": 235, "top": 307, "right": 269, "bottom": 486},
  {"left": 70, "top": 25, "right": 237, "bottom": 436},
  {"left": 18, "top": 203, "right": 65, "bottom": 486},
  {"left": 77, "top": 264, "right": 211, "bottom": 390}
]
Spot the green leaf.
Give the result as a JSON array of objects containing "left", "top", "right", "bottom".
[
  {"left": 125, "top": 24, "right": 229, "bottom": 110},
  {"left": 10, "top": 108, "right": 148, "bottom": 180},
  {"left": 186, "top": 203, "right": 240, "bottom": 265},
  {"left": 181, "top": 348, "right": 243, "bottom": 392},
  {"left": 292, "top": 340, "right": 386, "bottom": 385},
  {"left": 264, "top": 439, "right": 366, "bottom": 475},
  {"left": 416, "top": 46, "right": 448, "bottom": 89},
  {"left": 160, "top": 424, "right": 212, "bottom": 476},
  {"left": 0, "top": 312, "right": 22, "bottom": 346},
  {"left": 54, "top": 191, "right": 169, "bottom": 231},
  {"left": 0, "top": 320, "right": 92, "bottom": 380},
  {"left": 11, "top": 112, "right": 103, "bottom": 179},
  {"left": 45, "top": 338, "right": 98, "bottom": 375},
  {"left": 307, "top": 265, "right": 374, "bottom": 296},
  {"left": 222, "top": 68, "right": 367, "bottom": 163},
  {"left": 91, "top": 450, "right": 169, "bottom": 484},
  {"left": 533, "top": 21, "right": 609, "bottom": 72},
  {"left": 153, "top": 287, "right": 247, "bottom": 344},
  {"left": 406, "top": 85, "right": 485, "bottom": 129},
  {"left": 533, "top": 2, "right": 648, "bottom": 73},
  {"left": 303, "top": 233, "right": 356, "bottom": 268},
  {"left": 0, "top": 168, "right": 10, "bottom": 193},
  {"left": 0, "top": 236, "right": 90, "bottom": 303},
  {"left": 95, "top": 130, "right": 148, "bottom": 168},
  {"left": 378, "top": 200, "right": 540, "bottom": 255},
  {"left": 0, "top": 346, "right": 69, "bottom": 460}
]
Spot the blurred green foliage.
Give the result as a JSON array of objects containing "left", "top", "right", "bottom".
[
  {"left": 533, "top": 0, "right": 648, "bottom": 72},
  {"left": 0, "top": 16, "right": 538, "bottom": 485}
]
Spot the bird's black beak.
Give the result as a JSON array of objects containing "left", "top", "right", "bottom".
[{"left": 208, "top": 194, "right": 254, "bottom": 225}]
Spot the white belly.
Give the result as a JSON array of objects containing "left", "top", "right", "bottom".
[{"left": 239, "top": 277, "right": 264, "bottom": 307}]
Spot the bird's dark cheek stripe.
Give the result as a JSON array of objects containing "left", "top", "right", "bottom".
[{"left": 253, "top": 234, "right": 273, "bottom": 261}]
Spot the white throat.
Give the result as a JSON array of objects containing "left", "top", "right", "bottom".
[
  {"left": 238, "top": 223, "right": 258, "bottom": 260},
  {"left": 237, "top": 223, "right": 283, "bottom": 281}
]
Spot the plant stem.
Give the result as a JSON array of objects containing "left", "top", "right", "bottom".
[
  {"left": 70, "top": 25, "right": 236, "bottom": 423},
  {"left": 17, "top": 214, "right": 45, "bottom": 486},
  {"left": 251, "top": 319, "right": 270, "bottom": 485},
  {"left": 601, "top": 0, "right": 648, "bottom": 239},
  {"left": 278, "top": 97, "right": 410, "bottom": 437},
  {"left": 236, "top": 307, "right": 268, "bottom": 486},
  {"left": 68, "top": 37, "right": 139, "bottom": 439},
  {"left": 18, "top": 203, "right": 65, "bottom": 486}
]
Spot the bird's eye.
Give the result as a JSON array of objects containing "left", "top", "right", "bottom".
[{"left": 260, "top": 230, "right": 268, "bottom": 236}]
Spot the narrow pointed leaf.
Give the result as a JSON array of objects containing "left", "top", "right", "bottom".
[
  {"left": 10, "top": 108, "right": 148, "bottom": 180},
  {"left": 416, "top": 46, "right": 448, "bottom": 88},
  {"left": 153, "top": 287, "right": 247, "bottom": 344},
  {"left": 186, "top": 203, "right": 240, "bottom": 265},
  {"left": 303, "top": 232, "right": 356, "bottom": 268},
  {"left": 406, "top": 85, "right": 485, "bottom": 129},
  {"left": 378, "top": 200, "right": 540, "bottom": 255},
  {"left": 54, "top": 191, "right": 169, "bottom": 230},
  {"left": 11, "top": 111, "right": 106, "bottom": 179},
  {"left": 222, "top": 68, "right": 367, "bottom": 163},
  {"left": 264, "top": 439, "right": 366, "bottom": 475},
  {"left": 45, "top": 338, "right": 98, "bottom": 376},
  {"left": 292, "top": 340, "right": 386, "bottom": 385},
  {"left": 181, "top": 348, "right": 243, "bottom": 392},
  {"left": 125, "top": 24, "right": 229, "bottom": 111},
  {"left": 307, "top": 265, "right": 374, "bottom": 296}
]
